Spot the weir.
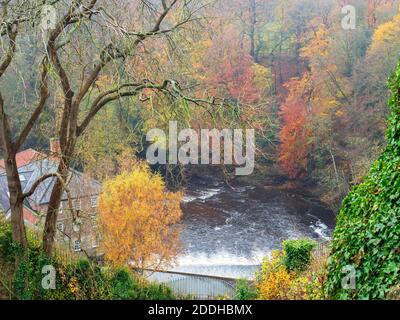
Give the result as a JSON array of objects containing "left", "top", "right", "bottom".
[{"left": 144, "top": 269, "right": 252, "bottom": 300}]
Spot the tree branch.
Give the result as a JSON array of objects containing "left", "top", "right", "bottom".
[
  {"left": 0, "top": 92, "right": 14, "bottom": 155},
  {"left": 0, "top": 23, "right": 17, "bottom": 78},
  {"left": 14, "top": 58, "right": 50, "bottom": 151},
  {"left": 22, "top": 172, "right": 70, "bottom": 201},
  {"left": 76, "top": 79, "right": 223, "bottom": 137}
]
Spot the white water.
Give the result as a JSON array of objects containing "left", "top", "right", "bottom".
[
  {"left": 182, "top": 187, "right": 223, "bottom": 203},
  {"left": 177, "top": 181, "right": 335, "bottom": 279},
  {"left": 310, "top": 219, "right": 331, "bottom": 241},
  {"left": 173, "top": 252, "right": 265, "bottom": 279}
]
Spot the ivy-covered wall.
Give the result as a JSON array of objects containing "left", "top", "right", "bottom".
[{"left": 326, "top": 63, "right": 400, "bottom": 299}]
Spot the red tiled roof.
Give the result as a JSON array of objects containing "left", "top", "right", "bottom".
[
  {"left": 23, "top": 207, "right": 39, "bottom": 225},
  {"left": 0, "top": 149, "right": 45, "bottom": 170}
]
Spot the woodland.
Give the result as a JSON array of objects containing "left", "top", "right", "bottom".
[{"left": 1, "top": 0, "right": 400, "bottom": 301}]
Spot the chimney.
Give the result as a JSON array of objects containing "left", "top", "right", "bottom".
[{"left": 50, "top": 138, "right": 61, "bottom": 156}]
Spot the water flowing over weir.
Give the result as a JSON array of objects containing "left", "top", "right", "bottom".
[{"left": 172, "top": 177, "right": 336, "bottom": 280}]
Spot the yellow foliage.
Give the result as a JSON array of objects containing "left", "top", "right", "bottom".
[
  {"left": 98, "top": 166, "right": 183, "bottom": 270},
  {"left": 258, "top": 266, "right": 295, "bottom": 300},
  {"left": 257, "top": 251, "right": 295, "bottom": 300},
  {"left": 370, "top": 14, "right": 400, "bottom": 53},
  {"left": 286, "top": 275, "right": 325, "bottom": 300},
  {"left": 189, "top": 39, "right": 213, "bottom": 83},
  {"left": 300, "top": 24, "right": 330, "bottom": 62},
  {"left": 68, "top": 277, "right": 79, "bottom": 296},
  {"left": 256, "top": 249, "right": 328, "bottom": 300},
  {"left": 252, "top": 63, "right": 272, "bottom": 92}
]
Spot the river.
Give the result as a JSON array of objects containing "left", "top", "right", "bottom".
[{"left": 172, "top": 177, "right": 336, "bottom": 280}]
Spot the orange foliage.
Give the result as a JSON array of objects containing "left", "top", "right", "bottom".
[
  {"left": 257, "top": 251, "right": 295, "bottom": 300},
  {"left": 300, "top": 23, "right": 330, "bottom": 62},
  {"left": 192, "top": 28, "right": 267, "bottom": 104},
  {"left": 278, "top": 22, "right": 347, "bottom": 179},
  {"left": 210, "top": 51, "right": 262, "bottom": 104},
  {"left": 98, "top": 165, "right": 183, "bottom": 270},
  {"left": 278, "top": 75, "right": 313, "bottom": 179}
]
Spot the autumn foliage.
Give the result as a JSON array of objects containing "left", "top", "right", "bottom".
[
  {"left": 208, "top": 50, "right": 264, "bottom": 104},
  {"left": 98, "top": 166, "right": 183, "bottom": 270},
  {"left": 257, "top": 243, "right": 328, "bottom": 300},
  {"left": 257, "top": 251, "right": 296, "bottom": 300},
  {"left": 191, "top": 29, "right": 268, "bottom": 104},
  {"left": 278, "top": 76, "right": 313, "bottom": 179}
]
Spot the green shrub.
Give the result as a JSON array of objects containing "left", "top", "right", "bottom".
[
  {"left": 282, "top": 239, "right": 317, "bottom": 272},
  {"left": 0, "top": 219, "right": 175, "bottom": 300},
  {"left": 326, "top": 62, "right": 400, "bottom": 300},
  {"left": 234, "top": 279, "right": 258, "bottom": 300},
  {"left": 109, "top": 268, "right": 138, "bottom": 300},
  {"left": 136, "top": 281, "right": 175, "bottom": 300},
  {"left": 0, "top": 218, "right": 23, "bottom": 263}
]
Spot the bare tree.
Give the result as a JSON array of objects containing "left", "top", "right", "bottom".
[
  {"left": 1, "top": 0, "right": 223, "bottom": 255},
  {"left": 0, "top": 0, "right": 54, "bottom": 248}
]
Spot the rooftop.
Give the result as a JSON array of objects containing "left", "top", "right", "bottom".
[
  {"left": 0, "top": 148, "right": 101, "bottom": 225},
  {"left": 0, "top": 149, "right": 46, "bottom": 171}
]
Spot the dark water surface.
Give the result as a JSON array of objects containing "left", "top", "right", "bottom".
[{"left": 173, "top": 178, "right": 336, "bottom": 279}]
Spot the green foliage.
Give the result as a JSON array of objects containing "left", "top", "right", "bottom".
[
  {"left": 106, "top": 268, "right": 175, "bottom": 300},
  {"left": 0, "top": 219, "right": 19, "bottom": 263},
  {"left": 234, "top": 279, "right": 258, "bottom": 300},
  {"left": 326, "top": 62, "right": 400, "bottom": 300},
  {"left": 109, "top": 268, "right": 138, "bottom": 300},
  {"left": 282, "top": 239, "right": 317, "bottom": 272},
  {"left": 0, "top": 219, "right": 175, "bottom": 300},
  {"left": 136, "top": 281, "right": 175, "bottom": 300}
]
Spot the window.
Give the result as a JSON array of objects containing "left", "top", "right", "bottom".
[
  {"left": 73, "top": 240, "right": 81, "bottom": 252},
  {"left": 72, "top": 199, "right": 81, "bottom": 210},
  {"left": 90, "top": 196, "right": 98, "bottom": 208},
  {"left": 57, "top": 223, "right": 65, "bottom": 233}
]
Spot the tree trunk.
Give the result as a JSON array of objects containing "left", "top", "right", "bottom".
[
  {"left": 249, "top": 0, "right": 257, "bottom": 61},
  {"left": 4, "top": 154, "right": 27, "bottom": 248},
  {"left": 42, "top": 163, "right": 69, "bottom": 255},
  {"left": 42, "top": 144, "right": 74, "bottom": 255},
  {"left": 1, "top": 98, "right": 27, "bottom": 248}
]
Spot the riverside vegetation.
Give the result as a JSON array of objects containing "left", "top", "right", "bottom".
[
  {"left": 238, "top": 62, "right": 400, "bottom": 301},
  {"left": 2, "top": 67, "right": 400, "bottom": 299},
  {"left": 1, "top": 0, "right": 400, "bottom": 301},
  {"left": 0, "top": 219, "right": 174, "bottom": 300}
]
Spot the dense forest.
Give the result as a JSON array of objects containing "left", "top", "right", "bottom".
[
  {"left": 3, "top": 0, "right": 400, "bottom": 205},
  {"left": 0, "top": 0, "right": 400, "bottom": 301}
]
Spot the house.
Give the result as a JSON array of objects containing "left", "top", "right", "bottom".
[
  {"left": 0, "top": 180, "right": 40, "bottom": 227},
  {"left": 0, "top": 140, "right": 102, "bottom": 256},
  {"left": 0, "top": 148, "right": 46, "bottom": 172}
]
